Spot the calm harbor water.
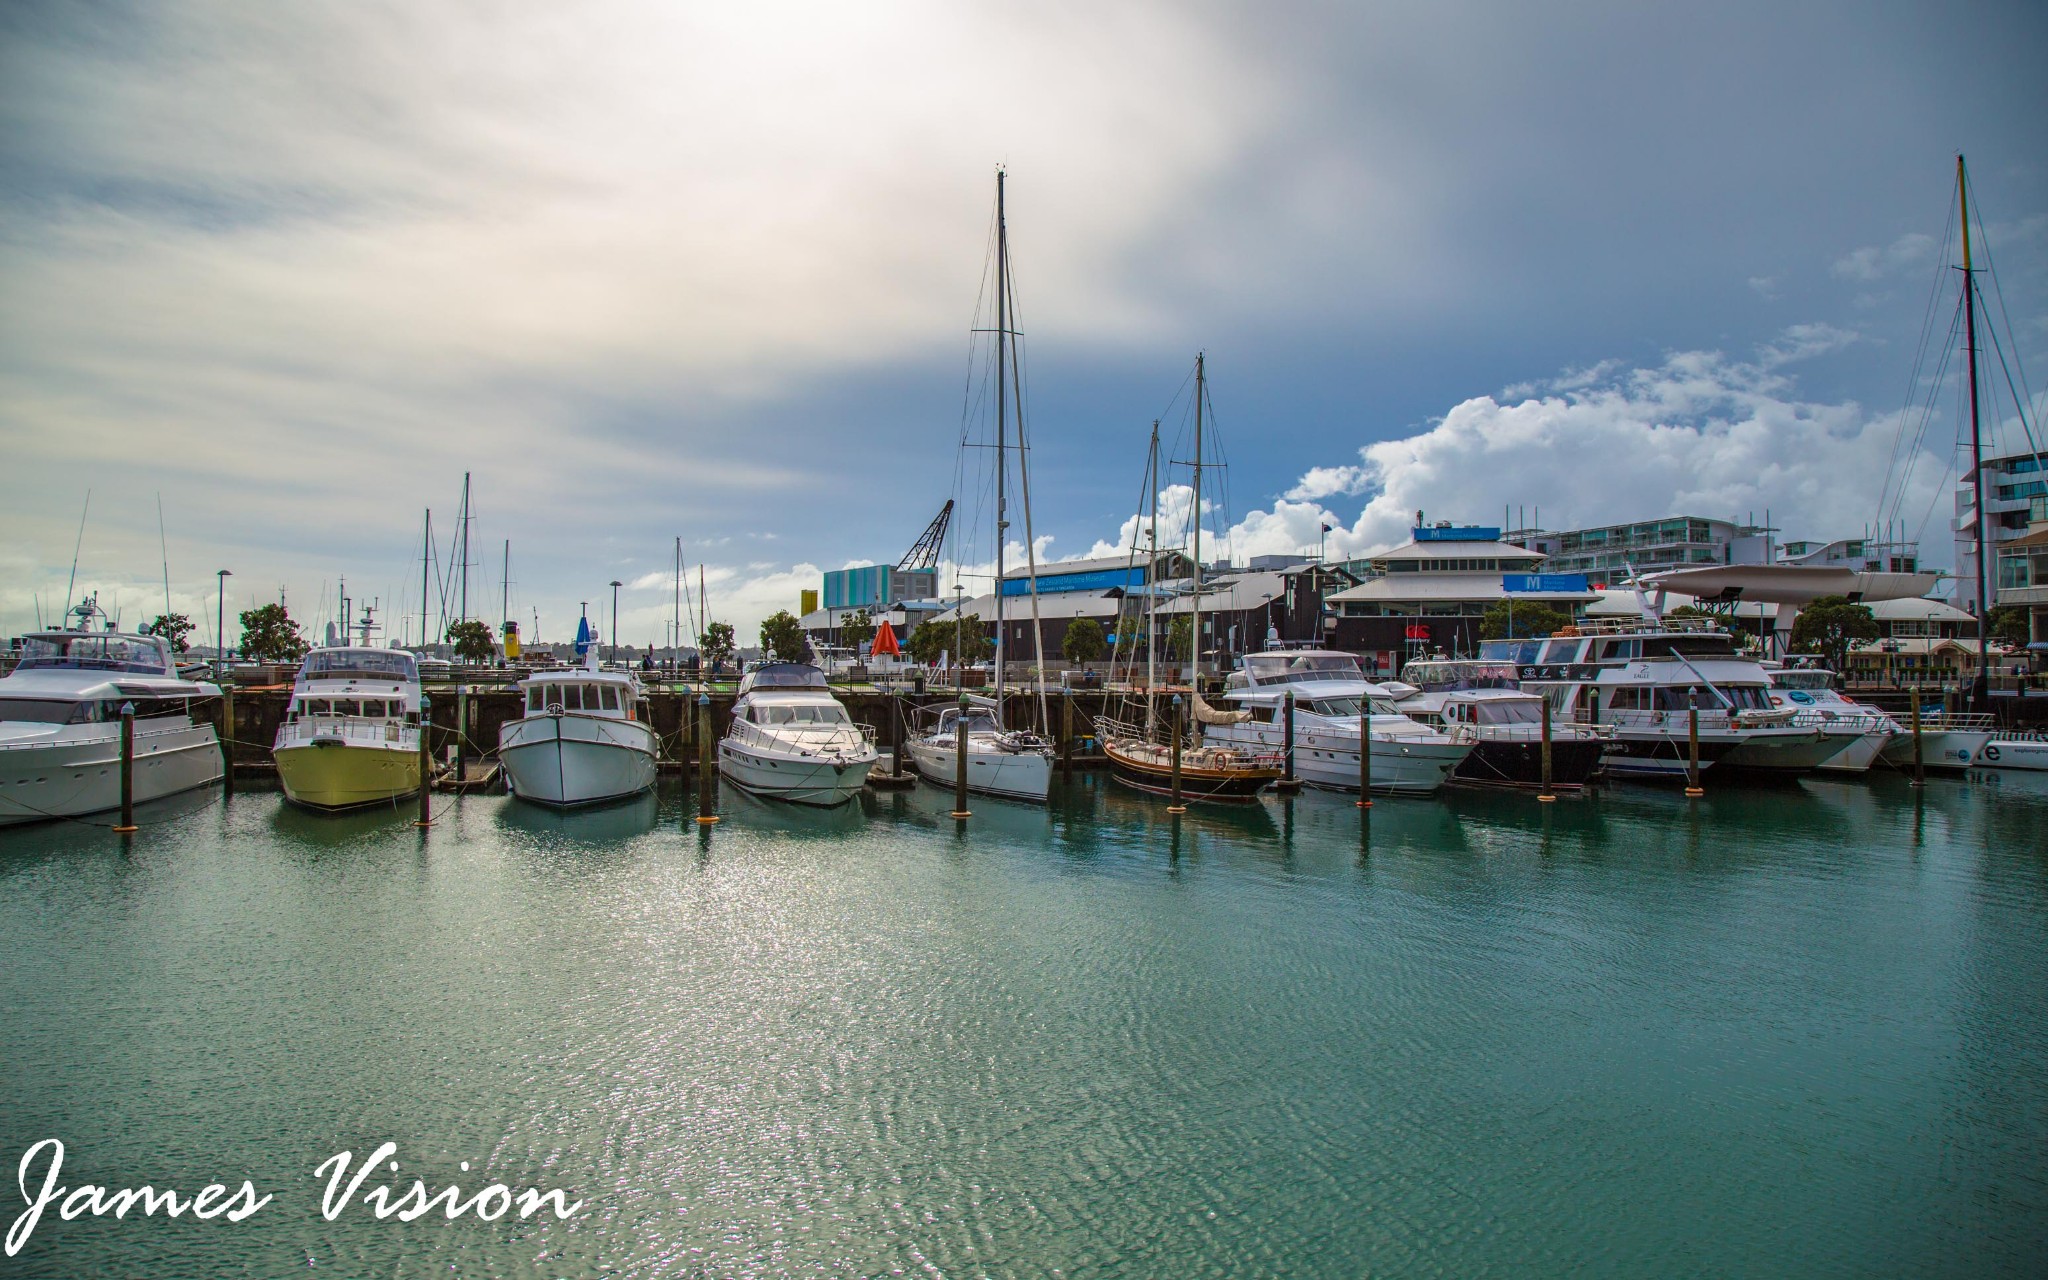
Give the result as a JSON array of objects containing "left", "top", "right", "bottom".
[{"left": 3, "top": 771, "right": 2045, "bottom": 1278}]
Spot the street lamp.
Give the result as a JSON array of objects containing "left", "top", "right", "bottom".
[
  {"left": 215, "top": 569, "right": 233, "bottom": 677},
  {"left": 609, "top": 581, "right": 622, "bottom": 667}
]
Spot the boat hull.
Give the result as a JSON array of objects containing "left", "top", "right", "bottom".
[
  {"left": 1719, "top": 727, "right": 1857, "bottom": 774},
  {"left": 1205, "top": 724, "right": 1468, "bottom": 795},
  {"left": 1977, "top": 736, "right": 2048, "bottom": 771},
  {"left": 1879, "top": 730, "right": 1996, "bottom": 772},
  {"left": 275, "top": 740, "right": 420, "bottom": 810},
  {"left": 1100, "top": 738, "right": 1280, "bottom": 803},
  {"left": 1598, "top": 730, "right": 1745, "bottom": 779},
  {"left": 0, "top": 722, "right": 223, "bottom": 827},
  {"left": 1450, "top": 737, "right": 1608, "bottom": 791},
  {"left": 500, "top": 713, "right": 657, "bottom": 807},
  {"left": 904, "top": 735, "right": 1052, "bottom": 803},
  {"left": 718, "top": 739, "right": 874, "bottom": 807},
  {"left": 1814, "top": 730, "right": 1895, "bottom": 774}
]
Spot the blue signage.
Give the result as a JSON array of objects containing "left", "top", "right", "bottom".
[
  {"left": 999, "top": 566, "right": 1146, "bottom": 596},
  {"left": 1414, "top": 526, "right": 1501, "bottom": 542},
  {"left": 1502, "top": 573, "right": 1590, "bottom": 593}
]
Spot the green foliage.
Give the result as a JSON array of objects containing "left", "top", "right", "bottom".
[
  {"left": 1061, "top": 618, "right": 1106, "bottom": 664},
  {"left": 759, "top": 610, "right": 813, "bottom": 664},
  {"left": 907, "top": 614, "right": 990, "bottom": 665},
  {"left": 1989, "top": 605, "right": 2030, "bottom": 648},
  {"left": 141, "top": 613, "right": 195, "bottom": 653},
  {"left": 700, "top": 621, "right": 736, "bottom": 672},
  {"left": 237, "top": 603, "right": 308, "bottom": 662},
  {"left": 1479, "top": 599, "right": 1572, "bottom": 640},
  {"left": 841, "top": 608, "right": 876, "bottom": 651},
  {"left": 1165, "top": 615, "right": 1192, "bottom": 661},
  {"left": 446, "top": 619, "right": 497, "bottom": 664},
  {"left": 1788, "top": 596, "right": 1880, "bottom": 674}
]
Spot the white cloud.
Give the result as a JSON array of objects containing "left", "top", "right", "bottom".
[
  {"left": 1831, "top": 232, "right": 1935, "bottom": 282},
  {"left": 1283, "top": 465, "right": 1372, "bottom": 501}
]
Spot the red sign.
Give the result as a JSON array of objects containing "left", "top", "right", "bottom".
[{"left": 1404, "top": 624, "right": 1431, "bottom": 639}]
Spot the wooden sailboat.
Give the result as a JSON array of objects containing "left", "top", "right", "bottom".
[{"left": 1099, "top": 354, "right": 1284, "bottom": 802}]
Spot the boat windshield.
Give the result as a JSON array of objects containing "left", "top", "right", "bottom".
[
  {"left": 16, "top": 633, "right": 172, "bottom": 675},
  {"left": 1303, "top": 695, "right": 1401, "bottom": 718},
  {"left": 0, "top": 698, "right": 99, "bottom": 724},
  {"left": 302, "top": 649, "right": 419, "bottom": 682},
  {"left": 1399, "top": 661, "right": 1519, "bottom": 691},
  {"left": 1470, "top": 699, "right": 1543, "bottom": 725},
  {"left": 940, "top": 710, "right": 1001, "bottom": 736},
  {"left": 757, "top": 704, "right": 850, "bottom": 725},
  {"left": 1770, "top": 670, "right": 1836, "bottom": 691},
  {"left": 746, "top": 664, "right": 829, "bottom": 689},
  {"left": 1244, "top": 652, "right": 1363, "bottom": 684}
]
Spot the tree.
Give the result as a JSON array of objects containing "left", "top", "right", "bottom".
[
  {"left": 1479, "top": 599, "right": 1572, "bottom": 640},
  {"left": 1164, "top": 615, "right": 1193, "bottom": 661},
  {"left": 1062, "top": 618, "right": 1106, "bottom": 664},
  {"left": 237, "top": 603, "right": 308, "bottom": 662},
  {"left": 446, "top": 619, "right": 497, "bottom": 664},
  {"left": 1989, "top": 604, "right": 2030, "bottom": 648},
  {"left": 759, "top": 610, "right": 813, "bottom": 663},
  {"left": 141, "top": 613, "right": 195, "bottom": 653},
  {"left": 841, "top": 608, "right": 875, "bottom": 651},
  {"left": 1789, "top": 596, "right": 1879, "bottom": 674},
  {"left": 699, "top": 621, "right": 736, "bottom": 673},
  {"left": 907, "top": 614, "right": 990, "bottom": 665}
]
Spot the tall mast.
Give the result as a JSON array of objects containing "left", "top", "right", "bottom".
[
  {"left": 1960, "top": 154, "right": 1990, "bottom": 709},
  {"left": 1191, "top": 352, "right": 1205, "bottom": 699},
  {"left": 1146, "top": 420, "right": 1160, "bottom": 730},
  {"left": 501, "top": 540, "right": 510, "bottom": 636},
  {"left": 993, "top": 167, "right": 1009, "bottom": 700},
  {"left": 674, "top": 537, "right": 682, "bottom": 659},
  {"left": 458, "top": 472, "right": 472, "bottom": 625},
  {"left": 419, "top": 510, "right": 431, "bottom": 648}
]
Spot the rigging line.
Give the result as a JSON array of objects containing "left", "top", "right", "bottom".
[
  {"left": 63, "top": 489, "right": 91, "bottom": 621},
  {"left": 1873, "top": 191, "right": 1961, "bottom": 526},
  {"left": 1978, "top": 283, "right": 2046, "bottom": 464},
  {"left": 1884, "top": 301, "right": 1964, "bottom": 531},
  {"left": 1969, "top": 179, "right": 2041, "bottom": 450}
]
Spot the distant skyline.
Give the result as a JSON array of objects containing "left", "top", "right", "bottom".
[{"left": 4, "top": 1, "right": 2045, "bottom": 648}]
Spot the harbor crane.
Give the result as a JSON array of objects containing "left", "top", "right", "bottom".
[{"left": 896, "top": 500, "right": 952, "bottom": 573}]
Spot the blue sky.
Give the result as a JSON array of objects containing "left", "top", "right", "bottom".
[{"left": 3, "top": 1, "right": 2045, "bottom": 649}]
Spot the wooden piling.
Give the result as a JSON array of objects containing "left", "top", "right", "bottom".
[
  {"left": 415, "top": 694, "right": 433, "bottom": 827},
  {"left": 1356, "top": 701, "right": 1372, "bottom": 809},
  {"left": 1910, "top": 688, "right": 1925, "bottom": 788},
  {"left": 221, "top": 685, "right": 236, "bottom": 796},
  {"left": 113, "top": 702, "right": 137, "bottom": 833},
  {"left": 1684, "top": 691, "right": 1704, "bottom": 797},
  {"left": 1168, "top": 694, "right": 1186, "bottom": 814},
  {"left": 696, "top": 693, "right": 719, "bottom": 824},
  {"left": 1538, "top": 696, "right": 1556, "bottom": 803}
]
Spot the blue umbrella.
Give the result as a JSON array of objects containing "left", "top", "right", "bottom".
[{"left": 574, "top": 612, "right": 592, "bottom": 659}]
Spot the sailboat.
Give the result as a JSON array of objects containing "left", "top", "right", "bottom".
[
  {"left": 903, "top": 168, "right": 1055, "bottom": 803},
  {"left": 1098, "top": 354, "right": 1285, "bottom": 802}
]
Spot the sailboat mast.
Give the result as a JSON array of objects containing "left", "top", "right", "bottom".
[
  {"left": 1959, "top": 155, "right": 1991, "bottom": 708},
  {"left": 1191, "top": 353, "right": 1205, "bottom": 699},
  {"left": 1147, "top": 420, "right": 1160, "bottom": 729},
  {"left": 993, "top": 168, "right": 1009, "bottom": 700},
  {"left": 459, "top": 472, "right": 472, "bottom": 625},
  {"left": 419, "top": 510, "right": 432, "bottom": 648},
  {"left": 501, "top": 540, "right": 510, "bottom": 637}
]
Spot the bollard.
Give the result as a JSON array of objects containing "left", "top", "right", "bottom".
[
  {"left": 220, "top": 685, "right": 236, "bottom": 797},
  {"left": 1356, "top": 700, "right": 1373, "bottom": 809},
  {"left": 1684, "top": 689, "right": 1704, "bottom": 797},
  {"left": 1538, "top": 696, "right": 1556, "bottom": 803},
  {"left": 455, "top": 686, "right": 468, "bottom": 784},
  {"left": 1278, "top": 690, "right": 1300, "bottom": 793},
  {"left": 113, "top": 702, "right": 138, "bottom": 833},
  {"left": 1909, "top": 688, "right": 1925, "bottom": 789},
  {"left": 696, "top": 693, "right": 719, "bottom": 824},
  {"left": 1061, "top": 694, "right": 1074, "bottom": 779},
  {"left": 416, "top": 694, "right": 433, "bottom": 827},
  {"left": 1168, "top": 694, "right": 1186, "bottom": 813},
  {"left": 950, "top": 694, "right": 971, "bottom": 819}
]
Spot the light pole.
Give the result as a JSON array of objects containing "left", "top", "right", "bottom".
[
  {"left": 609, "top": 580, "right": 622, "bottom": 667},
  {"left": 215, "top": 569, "right": 233, "bottom": 676}
]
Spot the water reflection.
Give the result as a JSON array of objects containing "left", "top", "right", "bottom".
[{"left": 496, "top": 789, "right": 661, "bottom": 845}]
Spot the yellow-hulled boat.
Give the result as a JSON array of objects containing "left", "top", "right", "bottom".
[{"left": 272, "top": 647, "right": 424, "bottom": 810}]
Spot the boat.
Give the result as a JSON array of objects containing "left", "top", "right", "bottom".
[
  {"left": 1978, "top": 731, "right": 2048, "bottom": 771},
  {"left": 718, "top": 662, "right": 878, "bottom": 806},
  {"left": 1097, "top": 354, "right": 1284, "bottom": 803},
  {"left": 499, "top": 656, "right": 658, "bottom": 807},
  {"left": 1498, "top": 617, "right": 1863, "bottom": 779},
  {"left": 272, "top": 646, "right": 424, "bottom": 809},
  {"left": 902, "top": 168, "right": 1055, "bottom": 803},
  {"left": 1202, "top": 649, "right": 1474, "bottom": 794},
  {"left": 1381, "top": 657, "right": 1608, "bottom": 790},
  {"left": 1876, "top": 711, "right": 1996, "bottom": 772},
  {"left": 1763, "top": 666, "right": 1899, "bottom": 773},
  {"left": 0, "top": 597, "right": 224, "bottom": 826}
]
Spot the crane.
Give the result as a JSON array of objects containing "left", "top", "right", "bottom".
[{"left": 895, "top": 500, "right": 952, "bottom": 573}]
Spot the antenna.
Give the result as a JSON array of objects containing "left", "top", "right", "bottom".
[
  {"left": 157, "top": 494, "right": 173, "bottom": 623},
  {"left": 63, "top": 490, "right": 91, "bottom": 620}
]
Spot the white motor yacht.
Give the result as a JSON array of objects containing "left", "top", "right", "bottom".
[
  {"left": 1207, "top": 649, "right": 1472, "bottom": 794},
  {"left": 904, "top": 695, "right": 1054, "bottom": 803},
  {"left": 1764, "top": 666, "right": 1899, "bottom": 773},
  {"left": 1878, "top": 711, "right": 1997, "bottom": 772},
  {"left": 718, "top": 663, "right": 877, "bottom": 806},
  {"left": 1494, "top": 619, "right": 1862, "bottom": 780},
  {"left": 500, "top": 657, "right": 658, "bottom": 807},
  {"left": 1387, "top": 659, "right": 1611, "bottom": 790},
  {"left": 0, "top": 603, "right": 224, "bottom": 826},
  {"left": 272, "top": 647, "right": 424, "bottom": 809}
]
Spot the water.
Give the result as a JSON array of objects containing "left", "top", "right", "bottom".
[{"left": 3, "top": 771, "right": 2045, "bottom": 1278}]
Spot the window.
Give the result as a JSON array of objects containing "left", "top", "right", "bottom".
[
  {"left": 527, "top": 687, "right": 543, "bottom": 712},
  {"left": 0, "top": 699, "right": 97, "bottom": 724},
  {"left": 562, "top": 686, "right": 584, "bottom": 711},
  {"left": 600, "top": 687, "right": 620, "bottom": 711},
  {"left": 1606, "top": 686, "right": 1646, "bottom": 711}
]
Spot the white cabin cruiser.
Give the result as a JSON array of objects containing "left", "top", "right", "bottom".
[
  {"left": 719, "top": 663, "right": 877, "bottom": 806},
  {"left": 1492, "top": 619, "right": 1861, "bottom": 779},
  {"left": 1387, "top": 659, "right": 1611, "bottom": 790},
  {"left": 272, "top": 647, "right": 423, "bottom": 809},
  {"left": 1764, "top": 667, "right": 1899, "bottom": 773},
  {"left": 1208, "top": 649, "right": 1472, "bottom": 794},
  {"left": 1878, "top": 711, "right": 1996, "bottom": 772},
  {"left": 500, "top": 658, "right": 657, "bottom": 807},
  {"left": 904, "top": 695, "right": 1054, "bottom": 803},
  {"left": 0, "top": 608, "right": 224, "bottom": 826}
]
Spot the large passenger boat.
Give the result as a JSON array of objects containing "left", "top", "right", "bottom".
[
  {"left": 272, "top": 647, "right": 423, "bottom": 810},
  {"left": 0, "top": 600, "right": 223, "bottom": 826},
  {"left": 719, "top": 663, "right": 877, "bottom": 806},
  {"left": 1490, "top": 618, "right": 1860, "bottom": 779},
  {"left": 1205, "top": 649, "right": 1471, "bottom": 795}
]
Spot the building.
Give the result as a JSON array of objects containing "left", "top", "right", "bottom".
[
  {"left": 1777, "top": 536, "right": 1919, "bottom": 572},
  {"left": 822, "top": 564, "right": 938, "bottom": 612},
  {"left": 1325, "top": 524, "right": 1598, "bottom": 672},
  {"left": 1151, "top": 564, "right": 1349, "bottom": 671},
  {"left": 1993, "top": 520, "right": 2048, "bottom": 649},
  {"left": 1503, "top": 516, "right": 1774, "bottom": 578},
  {"left": 1955, "top": 450, "right": 2048, "bottom": 614}
]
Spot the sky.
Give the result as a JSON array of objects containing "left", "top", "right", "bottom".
[{"left": 3, "top": 1, "right": 2046, "bottom": 651}]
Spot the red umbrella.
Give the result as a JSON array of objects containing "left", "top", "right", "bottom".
[{"left": 870, "top": 618, "right": 901, "bottom": 657}]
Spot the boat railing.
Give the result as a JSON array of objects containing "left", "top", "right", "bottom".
[
  {"left": 725, "top": 718, "right": 873, "bottom": 756},
  {"left": 276, "top": 716, "right": 418, "bottom": 749},
  {"left": 1916, "top": 711, "right": 1997, "bottom": 732}
]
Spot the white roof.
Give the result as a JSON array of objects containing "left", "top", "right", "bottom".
[
  {"left": 1863, "top": 597, "right": 1976, "bottom": 623},
  {"left": 1329, "top": 574, "right": 1599, "bottom": 604},
  {"left": 1153, "top": 571, "right": 1289, "bottom": 614},
  {"left": 1374, "top": 538, "right": 1545, "bottom": 562},
  {"left": 928, "top": 591, "right": 1126, "bottom": 624}
]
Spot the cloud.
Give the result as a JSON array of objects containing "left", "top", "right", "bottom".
[
  {"left": 1831, "top": 232, "right": 1935, "bottom": 282},
  {"left": 1283, "top": 465, "right": 1372, "bottom": 501}
]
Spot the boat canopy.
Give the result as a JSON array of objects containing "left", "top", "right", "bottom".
[
  {"left": 300, "top": 648, "right": 420, "bottom": 683},
  {"left": 1242, "top": 651, "right": 1364, "bottom": 685},
  {"left": 16, "top": 632, "right": 175, "bottom": 676},
  {"left": 739, "top": 663, "right": 829, "bottom": 693}
]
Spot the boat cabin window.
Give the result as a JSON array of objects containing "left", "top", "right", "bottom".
[
  {"left": 0, "top": 698, "right": 100, "bottom": 725},
  {"left": 1400, "top": 661, "right": 1519, "bottom": 692},
  {"left": 1639, "top": 635, "right": 1734, "bottom": 659},
  {"left": 1771, "top": 670, "right": 1835, "bottom": 691},
  {"left": 1471, "top": 700, "right": 1542, "bottom": 725},
  {"left": 599, "top": 686, "right": 620, "bottom": 711},
  {"left": 526, "top": 687, "right": 543, "bottom": 713},
  {"left": 1245, "top": 652, "right": 1364, "bottom": 684},
  {"left": 1306, "top": 695, "right": 1399, "bottom": 718},
  {"left": 760, "top": 704, "right": 850, "bottom": 725},
  {"left": 1592, "top": 639, "right": 1641, "bottom": 661},
  {"left": 1477, "top": 640, "right": 1542, "bottom": 665},
  {"left": 302, "top": 649, "right": 419, "bottom": 682},
  {"left": 1606, "top": 687, "right": 1648, "bottom": 712},
  {"left": 17, "top": 633, "right": 173, "bottom": 675},
  {"left": 1538, "top": 639, "right": 1583, "bottom": 663},
  {"left": 940, "top": 710, "right": 1000, "bottom": 735}
]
